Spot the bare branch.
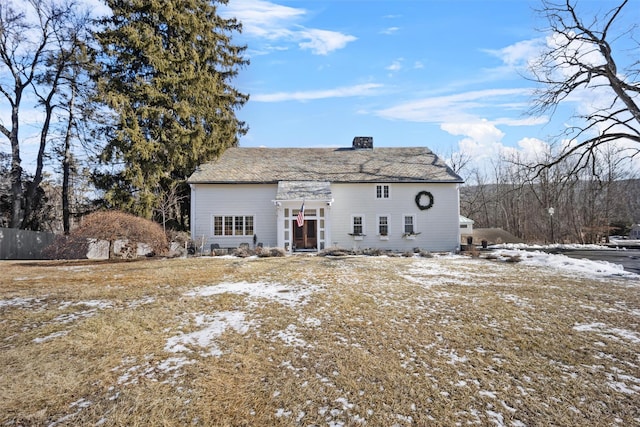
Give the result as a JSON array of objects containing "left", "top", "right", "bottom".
[{"left": 528, "top": 0, "right": 640, "bottom": 177}]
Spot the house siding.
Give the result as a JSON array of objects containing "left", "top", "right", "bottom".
[
  {"left": 328, "top": 182, "right": 460, "bottom": 252},
  {"left": 190, "top": 184, "right": 278, "bottom": 249},
  {"left": 191, "top": 181, "right": 460, "bottom": 253}
]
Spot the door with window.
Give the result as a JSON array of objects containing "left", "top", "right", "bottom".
[{"left": 293, "top": 220, "right": 317, "bottom": 250}]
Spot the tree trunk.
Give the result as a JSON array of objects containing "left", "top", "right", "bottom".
[
  {"left": 9, "top": 101, "right": 24, "bottom": 229},
  {"left": 62, "top": 85, "right": 76, "bottom": 234}
]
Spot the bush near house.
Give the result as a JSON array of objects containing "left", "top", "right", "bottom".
[{"left": 46, "top": 211, "right": 169, "bottom": 259}]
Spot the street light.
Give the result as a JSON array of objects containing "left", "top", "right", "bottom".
[{"left": 548, "top": 207, "right": 555, "bottom": 243}]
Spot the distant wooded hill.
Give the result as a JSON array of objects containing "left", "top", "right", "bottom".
[{"left": 460, "top": 179, "right": 640, "bottom": 244}]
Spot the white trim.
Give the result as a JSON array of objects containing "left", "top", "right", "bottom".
[
  {"left": 402, "top": 214, "right": 417, "bottom": 235},
  {"left": 374, "top": 183, "right": 391, "bottom": 200},
  {"left": 190, "top": 184, "right": 196, "bottom": 241},
  {"left": 351, "top": 214, "right": 365, "bottom": 236},
  {"left": 210, "top": 214, "right": 256, "bottom": 238},
  {"left": 376, "top": 214, "right": 390, "bottom": 237}
]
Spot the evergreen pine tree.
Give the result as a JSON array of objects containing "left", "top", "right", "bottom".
[{"left": 95, "top": 0, "right": 249, "bottom": 218}]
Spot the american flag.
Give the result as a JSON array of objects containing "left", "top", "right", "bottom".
[{"left": 296, "top": 202, "right": 305, "bottom": 227}]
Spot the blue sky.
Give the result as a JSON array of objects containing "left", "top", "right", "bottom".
[
  {"left": 220, "top": 0, "right": 639, "bottom": 174},
  {"left": 2, "top": 0, "right": 638, "bottom": 177}
]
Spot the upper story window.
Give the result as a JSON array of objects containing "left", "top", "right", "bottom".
[{"left": 375, "top": 184, "right": 390, "bottom": 199}]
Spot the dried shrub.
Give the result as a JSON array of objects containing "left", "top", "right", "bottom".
[
  {"left": 464, "top": 245, "right": 481, "bottom": 258},
  {"left": 418, "top": 250, "right": 433, "bottom": 258},
  {"left": 166, "top": 230, "right": 190, "bottom": 246},
  {"left": 232, "top": 247, "right": 252, "bottom": 258},
  {"left": 319, "top": 248, "right": 353, "bottom": 257},
  {"left": 362, "top": 248, "right": 386, "bottom": 256},
  {"left": 74, "top": 211, "right": 168, "bottom": 259},
  {"left": 264, "top": 247, "right": 285, "bottom": 257}
]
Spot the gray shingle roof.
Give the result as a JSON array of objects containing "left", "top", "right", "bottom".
[
  {"left": 187, "top": 147, "right": 463, "bottom": 184},
  {"left": 276, "top": 181, "right": 333, "bottom": 201}
]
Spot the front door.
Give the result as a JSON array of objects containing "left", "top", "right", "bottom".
[{"left": 293, "top": 220, "right": 317, "bottom": 250}]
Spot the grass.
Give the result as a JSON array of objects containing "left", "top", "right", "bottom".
[{"left": 1, "top": 255, "right": 639, "bottom": 426}]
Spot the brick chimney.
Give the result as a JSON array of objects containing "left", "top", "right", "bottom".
[{"left": 352, "top": 136, "right": 373, "bottom": 149}]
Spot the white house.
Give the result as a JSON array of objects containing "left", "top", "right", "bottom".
[
  {"left": 187, "top": 137, "right": 464, "bottom": 253},
  {"left": 459, "top": 215, "right": 475, "bottom": 244}
]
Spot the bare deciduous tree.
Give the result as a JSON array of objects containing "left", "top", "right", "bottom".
[
  {"left": 529, "top": 0, "right": 639, "bottom": 175},
  {"left": 154, "top": 182, "right": 187, "bottom": 235},
  {"left": 0, "top": 0, "right": 94, "bottom": 230}
]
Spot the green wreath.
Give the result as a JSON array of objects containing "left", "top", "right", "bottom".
[{"left": 415, "top": 191, "right": 434, "bottom": 210}]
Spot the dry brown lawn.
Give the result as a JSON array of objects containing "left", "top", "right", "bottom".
[{"left": 1, "top": 254, "right": 639, "bottom": 426}]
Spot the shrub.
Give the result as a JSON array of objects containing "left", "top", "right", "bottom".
[
  {"left": 362, "top": 248, "right": 386, "bottom": 256},
  {"left": 319, "top": 248, "right": 353, "bottom": 257},
  {"left": 74, "top": 211, "right": 168, "bottom": 259},
  {"left": 266, "top": 247, "right": 286, "bottom": 257},
  {"left": 232, "top": 247, "right": 252, "bottom": 258},
  {"left": 418, "top": 250, "right": 433, "bottom": 258}
]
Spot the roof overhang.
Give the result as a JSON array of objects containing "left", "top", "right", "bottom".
[{"left": 275, "top": 181, "right": 333, "bottom": 202}]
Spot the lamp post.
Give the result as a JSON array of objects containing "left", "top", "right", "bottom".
[{"left": 548, "top": 207, "right": 555, "bottom": 243}]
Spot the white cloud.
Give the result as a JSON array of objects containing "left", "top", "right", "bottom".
[
  {"left": 517, "top": 137, "right": 550, "bottom": 159},
  {"left": 221, "top": 0, "right": 356, "bottom": 55},
  {"left": 251, "top": 83, "right": 383, "bottom": 102},
  {"left": 386, "top": 59, "right": 403, "bottom": 72},
  {"left": 441, "top": 120, "right": 505, "bottom": 144},
  {"left": 376, "top": 88, "right": 532, "bottom": 123},
  {"left": 381, "top": 27, "right": 400, "bottom": 35},
  {"left": 484, "top": 38, "right": 545, "bottom": 69},
  {"left": 297, "top": 29, "right": 357, "bottom": 55},
  {"left": 449, "top": 127, "right": 551, "bottom": 175}
]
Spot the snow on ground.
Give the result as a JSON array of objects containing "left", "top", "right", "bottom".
[
  {"left": 184, "top": 280, "right": 320, "bottom": 307},
  {"left": 491, "top": 243, "right": 612, "bottom": 251},
  {"left": 5, "top": 248, "right": 639, "bottom": 426},
  {"left": 488, "top": 246, "right": 638, "bottom": 279}
]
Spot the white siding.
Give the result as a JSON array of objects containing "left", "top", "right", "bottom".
[
  {"left": 191, "top": 182, "right": 460, "bottom": 253},
  {"left": 190, "top": 183, "right": 278, "bottom": 250},
  {"left": 328, "top": 183, "right": 460, "bottom": 252}
]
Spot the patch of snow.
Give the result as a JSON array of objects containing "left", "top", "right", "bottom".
[
  {"left": 33, "top": 330, "right": 70, "bottom": 343},
  {"left": 492, "top": 243, "right": 610, "bottom": 251},
  {"left": 165, "top": 311, "right": 251, "bottom": 357},
  {"left": 335, "top": 397, "right": 354, "bottom": 410},
  {"left": 486, "top": 410, "right": 505, "bottom": 426},
  {"left": 275, "top": 408, "right": 292, "bottom": 418},
  {"left": 490, "top": 249, "right": 637, "bottom": 279},
  {"left": 76, "top": 300, "right": 112, "bottom": 309},
  {"left": 573, "top": 322, "right": 640, "bottom": 344},
  {"left": 0, "top": 297, "right": 45, "bottom": 309},
  {"left": 480, "top": 390, "right": 497, "bottom": 399},
  {"left": 185, "top": 281, "right": 320, "bottom": 307},
  {"left": 276, "top": 324, "right": 308, "bottom": 347},
  {"left": 127, "top": 296, "right": 155, "bottom": 308}
]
